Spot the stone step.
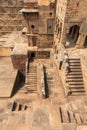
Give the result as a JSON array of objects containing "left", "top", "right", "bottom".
[
  {"left": 26, "top": 79, "right": 37, "bottom": 81},
  {"left": 25, "top": 85, "right": 37, "bottom": 87},
  {"left": 69, "top": 66, "right": 81, "bottom": 69},
  {"left": 68, "top": 61, "right": 80, "bottom": 63},
  {"left": 25, "top": 82, "right": 37, "bottom": 84},
  {"left": 70, "top": 91, "right": 85, "bottom": 96},
  {"left": 26, "top": 78, "right": 37, "bottom": 80},
  {"left": 74, "top": 113, "right": 83, "bottom": 124},
  {"left": 29, "top": 66, "right": 36, "bottom": 68},
  {"left": 27, "top": 88, "right": 37, "bottom": 91},
  {"left": 68, "top": 72, "right": 82, "bottom": 75},
  {"left": 67, "top": 75, "right": 83, "bottom": 78},
  {"left": 28, "top": 68, "right": 37, "bottom": 70},
  {"left": 27, "top": 75, "right": 37, "bottom": 77},
  {"left": 29, "top": 64, "right": 37, "bottom": 66},
  {"left": 26, "top": 88, "right": 37, "bottom": 90},
  {"left": 28, "top": 66, "right": 36, "bottom": 68},
  {"left": 68, "top": 82, "right": 84, "bottom": 85},
  {"left": 69, "top": 58, "right": 80, "bottom": 60},
  {"left": 15, "top": 103, "right": 20, "bottom": 111},
  {"left": 26, "top": 75, "right": 37, "bottom": 77},
  {"left": 71, "top": 92, "right": 86, "bottom": 96},
  {"left": 47, "top": 80, "right": 53, "bottom": 83},
  {"left": 25, "top": 87, "right": 37, "bottom": 89},
  {"left": 29, "top": 67, "right": 37, "bottom": 69},
  {"left": 27, "top": 72, "right": 36, "bottom": 75},
  {"left": 12, "top": 102, "right": 28, "bottom": 112},
  {"left": 69, "top": 63, "right": 81, "bottom": 66},
  {"left": 69, "top": 88, "right": 85, "bottom": 92},
  {"left": 67, "top": 110, "right": 75, "bottom": 123},
  {"left": 27, "top": 71, "right": 37, "bottom": 73},
  {"left": 28, "top": 71, "right": 37, "bottom": 73},
  {"left": 25, "top": 79, "right": 37, "bottom": 82},
  {"left": 69, "top": 86, "right": 84, "bottom": 89},
  {"left": 25, "top": 90, "right": 37, "bottom": 92},
  {"left": 66, "top": 79, "right": 83, "bottom": 82},
  {"left": 27, "top": 74, "right": 37, "bottom": 76},
  {"left": 26, "top": 76, "right": 37, "bottom": 80},
  {"left": 59, "top": 107, "right": 69, "bottom": 123},
  {"left": 25, "top": 84, "right": 37, "bottom": 86},
  {"left": 26, "top": 79, "right": 36, "bottom": 81},
  {"left": 69, "top": 69, "right": 82, "bottom": 72},
  {"left": 27, "top": 87, "right": 37, "bottom": 91}
]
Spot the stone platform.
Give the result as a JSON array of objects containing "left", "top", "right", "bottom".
[{"left": 0, "top": 57, "right": 18, "bottom": 97}]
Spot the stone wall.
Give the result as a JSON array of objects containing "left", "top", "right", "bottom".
[
  {"left": 22, "top": 0, "right": 55, "bottom": 49},
  {"left": 54, "top": 0, "right": 87, "bottom": 52},
  {"left": 0, "top": 0, "right": 26, "bottom": 35},
  {"left": 36, "top": 51, "right": 50, "bottom": 59}
]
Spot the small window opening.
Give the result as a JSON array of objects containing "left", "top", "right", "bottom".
[{"left": 31, "top": 25, "right": 35, "bottom": 29}]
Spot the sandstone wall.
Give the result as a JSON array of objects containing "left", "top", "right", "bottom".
[
  {"left": 23, "top": 1, "right": 55, "bottom": 49},
  {"left": 54, "top": 0, "right": 87, "bottom": 49},
  {"left": 0, "top": 0, "right": 26, "bottom": 35}
]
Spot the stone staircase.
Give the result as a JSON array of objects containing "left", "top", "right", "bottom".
[
  {"left": 66, "top": 57, "right": 85, "bottom": 95},
  {"left": 11, "top": 102, "right": 28, "bottom": 112},
  {"left": 25, "top": 63, "right": 37, "bottom": 93},
  {"left": 58, "top": 105, "right": 87, "bottom": 124}
]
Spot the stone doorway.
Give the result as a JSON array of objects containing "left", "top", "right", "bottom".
[
  {"left": 28, "top": 52, "right": 36, "bottom": 62},
  {"left": 30, "top": 52, "right": 35, "bottom": 61},
  {"left": 66, "top": 25, "right": 80, "bottom": 48}
]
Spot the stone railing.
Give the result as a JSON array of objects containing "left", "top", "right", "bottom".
[
  {"left": 56, "top": 44, "right": 70, "bottom": 95},
  {"left": 41, "top": 64, "right": 46, "bottom": 98}
]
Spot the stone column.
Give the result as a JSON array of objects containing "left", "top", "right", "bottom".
[
  {"left": 61, "top": 28, "right": 67, "bottom": 46},
  {"left": 76, "top": 34, "right": 86, "bottom": 48}
]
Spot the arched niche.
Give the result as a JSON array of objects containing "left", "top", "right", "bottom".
[{"left": 67, "top": 25, "right": 80, "bottom": 47}]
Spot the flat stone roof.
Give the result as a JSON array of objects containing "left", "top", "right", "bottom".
[
  {"left": 12, "top": 44, "right": 28, "bottom": 56},
  {"left": 0, "top": 57, "right": 18, "bottom": 97},
  {"left": 28, "top": 46, "right": 38, "bottom": 51}
]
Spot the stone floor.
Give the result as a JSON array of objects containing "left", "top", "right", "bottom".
[
  {"left": 0, "top": 57, "right": 18, "bottom": 97},
  {"left": 0, "top": 58, "right": 87, "bottom": 130}
]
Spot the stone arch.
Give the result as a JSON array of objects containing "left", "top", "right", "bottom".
[
  {"left": 69, "top": 25, "right": 80, "bottom": 42},
  {"left": 67, "top": 25, "right": 80, "bottom": 47}
]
